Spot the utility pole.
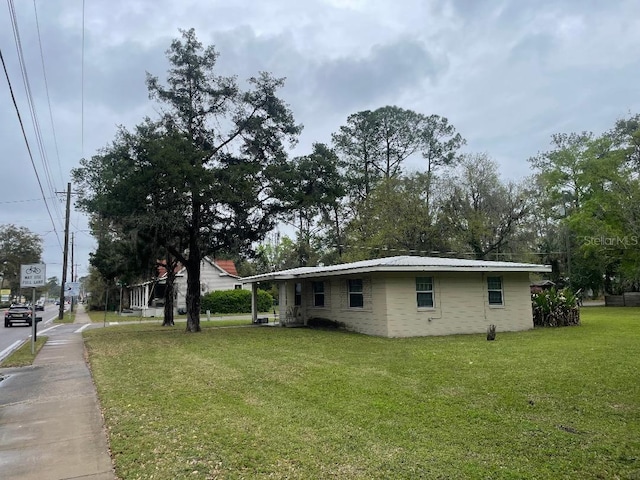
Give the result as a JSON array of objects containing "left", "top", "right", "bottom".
[{"left": 58, "top": 182, "right": 71, "bottom": 320}]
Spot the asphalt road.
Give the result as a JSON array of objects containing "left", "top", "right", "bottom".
[{"left": 0, "top": 304, "right": 61, "bottom": 362}]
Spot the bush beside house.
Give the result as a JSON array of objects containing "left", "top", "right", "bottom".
[
  {"left": 532, "top": 287, "right": 580, "bottom": 327},
  {"left": 201, "top": 289, "right": 273, "bottom": 314}
]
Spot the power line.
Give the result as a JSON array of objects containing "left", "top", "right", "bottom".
[
  {"left": 8, "top": 0, "right": 59, "bottom": 201},
  {"left": 5, "top": 0, "right": 65, "bottom": 239},
  {"left": 32, "top": 0, "right": 64, "bottom": 187},
  {"left": 0, "top": 46, "right": 62, "bottom": 251},
  {"left": 0, "top": 197, "right": 57, "bottom": 204},
  {"left": 333, "top": 244, "right": 563, "bottom": 258},
  {"left": 81, "top": 0, "right": 85, "bottom": 157}
]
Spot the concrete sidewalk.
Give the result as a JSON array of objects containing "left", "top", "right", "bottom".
[{"left": 0, "top": 305, "right": 116, "bottom": 479}]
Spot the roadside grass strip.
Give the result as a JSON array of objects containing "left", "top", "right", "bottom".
[{"left": 0, "top": 336, "right": 48, "bottom": 367}]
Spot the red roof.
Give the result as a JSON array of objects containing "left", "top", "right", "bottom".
[
  {"left": 155, "top": 258, "right": 238, "bottom": 278},
  {"left": 156, "top": 260, "right": 182, "bottom": 278},
  {"left": 215, "top": 259, "right": 238, "bottom": 276}
]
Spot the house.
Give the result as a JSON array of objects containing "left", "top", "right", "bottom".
[
  {"left": 242, "top": 255, "right": 552, "bottom": 338},
  {"left": 530, "top": 279, "right": 556, "bottom": 293},
  {"left": 128, "top": 257, "right": 245, "bottom": 316}
]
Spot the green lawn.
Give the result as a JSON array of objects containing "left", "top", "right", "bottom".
[
  {"left": 84, "top": 307, "right": 640, "bottom": 479},
  {"left": 54, "top": 311, "right": 75, "bottom": 323},
  {"left": 86, "top": 310, "right": 258, "bottom": 325}
]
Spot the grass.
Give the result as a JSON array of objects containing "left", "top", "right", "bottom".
[
  {"left": 0, "top": 336, "right": 47, "bottom": 367},
  {"left": 54, "top": 310, "right": 76, "bottom": 323},
  {"left": 84, "top": 307, "right": 640, "bottom": 479}
]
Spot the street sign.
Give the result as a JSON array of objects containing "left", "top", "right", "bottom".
[
  {"left": 64, "top": 281, "right": 81, "bottom": 296},
  {"left": 20, "top": 264, "right": 46, "bottom": 288}
]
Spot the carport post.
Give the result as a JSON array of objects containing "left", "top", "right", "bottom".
[{"left": 251, "top": 283, "right": 258, "bottom": 323}]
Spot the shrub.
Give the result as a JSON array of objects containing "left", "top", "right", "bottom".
[
  {"left": 531, "top": 287, "right": 580, "bottom": 327},
  {"left": 200, "top": 289, "right": 272, "bottom": 314},
  {"left": 306, "top": 317, "right": 344, "bottom": 330}
]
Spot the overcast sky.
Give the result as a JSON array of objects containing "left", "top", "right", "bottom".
[{"left": 1, "top": 0, "right": 639, "bottom": 283}]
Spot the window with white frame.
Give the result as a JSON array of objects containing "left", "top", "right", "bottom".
[
  {"left": 348, "top": 279, "right": 363, "bottom": 308},
  {"left": 416, "top": 276, "right": 434, "bottom": 308},
  {"left": 487, "top": 276, "right": 503, "bottom": 305},
  {"left": 312, "top": 281, "right": 325, "bottom": 307}
]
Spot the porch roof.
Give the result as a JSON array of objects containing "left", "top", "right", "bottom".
[{"left": 242, "top": 255, "right": 552, "bottom": 283}]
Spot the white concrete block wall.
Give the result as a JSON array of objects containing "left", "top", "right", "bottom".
[
  {"left": 486, "top": 272, "right": 534, "bottom": 331},
  {"left": 279, "top": 271, "right": 534, "bottom": 338},
  {"left": 384, "top": 272, "right": 534, "bottom": 337},
  {"left": 329, "top": 276, "right": 388, "bottom": 336}
]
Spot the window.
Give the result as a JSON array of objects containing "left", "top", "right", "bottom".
[
  {"left": 348, "top": 279, "right": 363, "bottom": 308},
  {"left": 487, "top": 276, "right": 503, "bottom": 305},
  {"left": 416, "top": 277, "right": 434, "bottom": 308},
  {"left": 312, "top": 281, "right": 325, "bottom": 307},
  {"left": 234, "top": 284, "right": 242, "bottom": 290},
  {"left": 294, "top": 282, "right": 302, "bottom": 306}
]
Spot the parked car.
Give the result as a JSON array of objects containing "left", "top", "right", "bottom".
[{"left": 4, "top": 304, "right": 42, "bottom": 328}]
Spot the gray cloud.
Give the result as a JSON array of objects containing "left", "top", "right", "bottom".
[
  {"left": 311, "top": 38, "right": 446, "bottom": 111},
  {"left": 1, "top": 0, "right": 639, "bottom": 278}
]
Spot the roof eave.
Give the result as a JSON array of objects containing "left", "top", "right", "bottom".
[{"left": 242, "top": 264, "right": 552, "bottom": 283}]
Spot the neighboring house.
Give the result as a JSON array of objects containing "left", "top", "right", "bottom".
[
  {"left": 530, "top": 279, "right": 556, "bottom": 293},
  {"left": 242, "top": 255, "right": 551, "bottom": 338},
  {"left": 129, "top": 257, "right": 245, "bottom": 317}
]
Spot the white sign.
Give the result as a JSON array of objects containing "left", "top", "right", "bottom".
[
  {"left": 64, "top": 281, "right": 81, "bottom": 296},
  {"left": 20, "top": 264, "right": 46, "bottom": 288}
]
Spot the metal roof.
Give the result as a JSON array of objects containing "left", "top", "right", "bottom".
[{"left": 242, "top": 255, "right": 552, "bottom": 283}]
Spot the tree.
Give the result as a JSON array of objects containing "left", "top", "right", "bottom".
[
  {"left": 611, "top": 113, "right": 640, "bottom": 166},
  {"left": 340, "top": 174, "right": 448, "bottom": 261},
  {"left": 333, "top": 106, "right": 431, "bottom": 199},
  {"left": 332, "top": 106, "right": 418, "bottom": 208},
  {"left": 73, "top": 29, "right": 300, "bottom": 332},
  {"left": 440, "top": 154, "right": 529, "bottom": 259},
  {"left": 84, "top": 265, "right": 119, "bottom": 311},
  {"left": 333, "top": 107, "right": 463, "bottom": 201},
  {"left": 0, "top": 224, "right": 43, "bottom": 297},
  {"left": 332, "top": 110, "right": 383, "bottom": 204},
  {"left": 46, "top": 276, "right": 60, "bottom": 298},
  {"left": 331, "top": 107, "right": 464, "bottom": 261},
  {"left": 253, "top": 234, "right": 300, "bottom": 273},
  {"left": 371, "top": 106, "right": 425, "bottom": 180},
  {"left": 419, "top": 114, "right": 465, "bottom": 214},
  {"left": 529, "top": 117, "right": 640, "bottom": 293},
  {"left": 278, "top": 143, "right": 345, "bottom": 266},
  {"left": 528, "top": 132, "right": 596, "bottom": 212}
]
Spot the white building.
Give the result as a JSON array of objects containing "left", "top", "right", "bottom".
[
  {"left": 242, "top": 255, "right": 551, "bottom": 337},
  {"left": 129, "top": 258, "right": 245, "bottom": 317}
]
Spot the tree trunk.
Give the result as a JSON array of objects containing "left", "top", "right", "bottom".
[
  {"left": 425, "top": 158, "right": 433, "bottom": 218},
  {"left": 185, "top": 255, "right": 201, "bottom": 332},
  {"left": 162, "top": 270, "right": 175, "bottom": 326},
  {"left": 332, "top": 205, "right": 343, "bottom": 259},
  {"left": 185, "top": 191, "right": 202, "bottom": 332}
]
